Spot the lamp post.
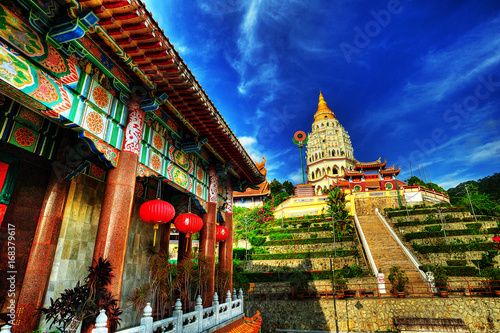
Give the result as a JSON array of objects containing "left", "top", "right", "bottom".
[
  {"left": 245, "top": 215, "right": 248, "bottom": 261},
  {"left": 435, "top": 207, "right": 448, "bottom": 244},
  {"left": 330, "top": 210, "right": 339, "bottom": 333},
  {"left": 464, "top": 185, "right": 478, "bottom": 223}
]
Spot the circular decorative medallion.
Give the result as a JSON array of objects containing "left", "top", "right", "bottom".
[
  {"left": 151, "top": 154, "right": 161, "bottom": 171},
  {"left": 353, "top": 184, "right": 362, "bottom": 192},
  {"left": 153, "top": 134, "right": 163, "bottom": 151},
  {"left": 385, "top": 182, "right": 394, "bottom": 190},
  {"left": 86, "top": 111, "right": 104, "bottom": 135},
  {"left": 294, "top": 130, "right": 307, "bottom": 142},
  {"left": 91, "top": 165, "right": 104, "bottom": 179},
  {"left": 92, "top": 86, "right": 109, "bottom": 108},
  {"left": 14, "top": 127, "right": 35, "bottom": 147}
]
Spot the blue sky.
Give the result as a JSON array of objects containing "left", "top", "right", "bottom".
[{"left": 142, "top": 0, "right": 500, "bottom": 189}]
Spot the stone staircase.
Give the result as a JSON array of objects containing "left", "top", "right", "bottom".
[{"left": 356, "top": 214, "right": 426, "bottom": 292}]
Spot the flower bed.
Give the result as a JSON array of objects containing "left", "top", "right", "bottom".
[
  {"left": 243, "top": 268, "right": 365, "bottom": 282},
  {"left": 419, "top": 265, "right": 478, "bottom": 277},
  {"left": 412, "top": 242, "right": 499, "bottom": 254}
]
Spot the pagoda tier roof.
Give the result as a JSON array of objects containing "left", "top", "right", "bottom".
[
  {"left": 355, "top": 157, "right": 387, "bottom": 170},
  {"left": 234, "top": 157, "right": 270, "bottom": 197},
  {"left": 79, "top": 0, "right": 264, "bottom": 186},
  {"left": 380, "top": 165, "right": 401, "bottom": 175}
]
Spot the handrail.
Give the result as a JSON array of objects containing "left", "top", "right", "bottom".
[
  {"left": 375, "top": 209, "right": 428, "bottom": 283},
  {"left": 353, "top": 213, "right": 378, "bottom": 276}
]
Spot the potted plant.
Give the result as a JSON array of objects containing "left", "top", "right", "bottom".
[
  {"left": 485, "top": 267, "right": 500, "bottom": 295},
  {"left": 333, "top": 271, "right": 348, "bottom": 298},
  {"left": 39, "top": 257, "right": 122, "bottom": 333},
  {"left": 433, "top": 265, "right": 449, "bottom": 297},
  {"left": 388, "top": 266, "right": 409, "bottom": 297}
]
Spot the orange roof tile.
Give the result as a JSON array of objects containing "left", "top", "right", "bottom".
[{"left": 228, "top": 311, "right": 262, "bottom": 333}]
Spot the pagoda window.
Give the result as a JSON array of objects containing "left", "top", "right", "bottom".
[
  {"left": 327, "top": 167, "right": 332, "bottom": 175},
  {"left": 341, "top": 166, "right": 345, "bottom": 175},
  {"left": 341, "top": 151, "right": 345, "bottom": 156},
  {"left": 332, "top": 150, "right": 335, "bottom": 157},
  {"left": 332, "top": 167, "right": 338, "bottom": 175}
]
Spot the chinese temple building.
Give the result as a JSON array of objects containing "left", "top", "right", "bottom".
[
  {"left": 233, "top": 157, "right": 270, "bottom": 209},
  {"left": 274, "top": 92, "right": 449, "bottom": 219},
  {"left": 0, "top": 1, "right": 264, "bottom": 331}
]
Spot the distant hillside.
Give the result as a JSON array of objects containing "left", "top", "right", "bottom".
[{"left": 447, "top": 172, "right": 500, "bottom": 203}]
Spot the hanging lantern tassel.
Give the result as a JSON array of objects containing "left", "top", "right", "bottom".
[
  {"left": 175, "top": 213, "right": 203, "bottom": 252},
  {"left": 139, "top": 199, "right": 175, "bottom": 248}
]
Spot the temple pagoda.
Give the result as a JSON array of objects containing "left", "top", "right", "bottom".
[
  {"left": 233, "top": 157, "right": 271, "bottom": 208},
  {"left": 306, "top": 91, "right": 355, "bottom": 194}
]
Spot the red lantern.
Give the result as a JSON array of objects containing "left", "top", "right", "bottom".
[
  {"left": 175, "top": 213, "right": 203, "bottom": 237},
  {"left": 216, "top": 225, "right": 229, "bottom": 243},
  {"left": 139, "top": 199, "right": 175, "bottom": 246},
  {"left": 175, "top": 213, "right": 203, "bottom": 251}
]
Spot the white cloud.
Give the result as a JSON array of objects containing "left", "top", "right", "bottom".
[
  {"left": 238, "top": 136, "right": 262, "bottom": 162},
  {"left": 288, "top": 168, "right": 305, "bottom": 184}
]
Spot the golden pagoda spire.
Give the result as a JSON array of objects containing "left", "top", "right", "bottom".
[{"left": 314, "top": 90, "right": 335, "bottom": 122}]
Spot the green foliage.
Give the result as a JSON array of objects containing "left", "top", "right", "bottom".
[
  {"left": 432, "top": 266, "right": 449, "bottom": 291},
  {"left": 448, "top": 173, "right": 500, "bottom": 204},
  {"left": 269, "top": 178, "right": 284, "bottom": 195},
  {"left": 262, "top": 236, "right": 353, "bottom": 246},
  {"left": 484, "top": 267, "right": 500, "bottom": 288},
  {"left": 289, "top": 271, "right": 309, "bottom": 291},
  {"left": 232, "top": 260, "right": 250, "bottom": 292},
  {"left": 250, "top": 249, "right": 359, "bottom": 260},
  {"left": 333, "top": 271, "right": 348, "bottom": 293},
  {"left": 459, "top": 185, "right": 498, "bottom": 215},
  {"left": 248, "top": 235, "right": 266, "bottom": 246},
  {"left": 420, "top": 265, "right": 478, "bottom": 277},
  {"left": 446, "top": 260, "right": 466, "bottom": 266},
  {"left": 412, "top": 242, "right": 499, "bottom": 254},
  {"left": 405, "top": 176, "right": 446, "bottom": 193},
  {"left": 283, "top": 180, "right": 295, "bottom": 195},
  {"left": 388, "top": 266, "right": 409, "bottom": 293},
  {"left": 424, "top": 225, "right": 442, "bottom": 232},
  {"left": 268, "top": 233, "right": 293, "bottom": 240},
  {"left": 310, "top": 233, "right": 318, "bottom": 239}
]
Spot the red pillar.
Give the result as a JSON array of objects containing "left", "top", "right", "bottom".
[
  {"left": 92, "top": 96, "right": 144, "bottom": 300},
  {"left": 219, "top": 178, "right": 233, "bottom": 292},
  {"left": 14, "top": 172, "right": 71, "bottom": 333},
  {"left": 159, "top": 222, "right": 171, "bottom": 256},
  {"left": 198, "top": 165, "right": 217, "bottom": 306}
]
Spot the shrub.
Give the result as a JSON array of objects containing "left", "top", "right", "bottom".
[
  {"left": 268, "top": 233, "right": 293, "bottom": 240},
  {"left": 249, "top": 235, "right": 266, "bottom": 247},
  {"left": 310, "top": 233, "right": 318, "bottom": 239}
]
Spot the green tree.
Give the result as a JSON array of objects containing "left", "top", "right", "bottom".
[
  {"left": 460, "top": 184, "right": 497, "bottom": 215},
  {"left": 325, "top": 187, "right": 352, "bottom": 235},
  {"left": 269, "top": 178, "right": 284, "bottom": 195},
  {"left": 283, "top": 180, "right": 295, "bottom": 195}
]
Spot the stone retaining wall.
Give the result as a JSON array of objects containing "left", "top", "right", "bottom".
[
  {"left": 265, "top": 241, "right": 355, "bottom": 253},
  {"left": 245, "top": 297, "right": 500, "bottom": 332},
  {"left": 396, "top": 221, "right": 497, "bottom": 234},
  {"left": 242, "top": 257, "right": 360, "bottom": 272}
]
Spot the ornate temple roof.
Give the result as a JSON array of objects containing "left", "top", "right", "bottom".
[
  {"left": 313, "top": 91, "right": 336, "bottom": 122},
  {"left": 355, "top": 157, "right": 387, "bottom": 170},
  {"left": 344, "top": 169, "right": 365, "bottom": 178},
  {"left": 380, "top": 164, "right": 401, "bottom": 175},
  {"left": 228, "top": 311, "right": 262, "bottom": 333},
  {"left": 234, "top": 157, "right": 270, "bottom": 197},
  {"left": 79, "top": 0, "right": 265, "bottom": 186}
]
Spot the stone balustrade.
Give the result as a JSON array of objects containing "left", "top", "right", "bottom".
[{"left": 0, "top": 290, "right": 244, "bottom": 333}]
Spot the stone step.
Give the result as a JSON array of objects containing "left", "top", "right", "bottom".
[{"left": 357, "top": 214, "right": 425, "bottom": 287}]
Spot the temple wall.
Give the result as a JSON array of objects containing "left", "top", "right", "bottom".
[
  {"left": 355, "top": 196, "right": 400, "bottom": 215},
  {"left": 246, "top": 297, "right": 500, "bottom": 332},
  {"left": 42, "top": 173, "right": 105, "bottom": 315},
  {"left": 119, "top": 196, "right": 155, "bottom": 328}
]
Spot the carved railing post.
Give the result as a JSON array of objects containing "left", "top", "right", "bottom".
[
  {"left": 232, "top": 288, "right": 237, "bottom": 301},
  {"left": 173, "top": 298, "right": 184, "bottom": 333},
  {"left": 0, "top": 325, "right": 11, "bottom": 333},
  {"left": 195, "top": 295, "right": 203, "bottom": 333},
  {"left": 238, "top": 288, "right": 244, "bottom": 315},
  {"left": 92, "top": 309, "right": 108, "bottom": 333},
  {"left": 213, "top": 292, "right": 220, "bottom": 325},
  {"left": 141, "top": 302, "right": 153, "bottom": 333},
  {"left": 226, "top": 290, "right": 232, "bottom": 318}
]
